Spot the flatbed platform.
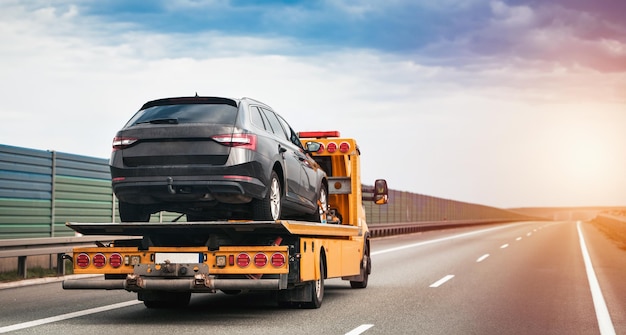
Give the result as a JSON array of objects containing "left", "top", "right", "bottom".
[{"left": 66, "top": 220, "right": 362, "bottom": 238}]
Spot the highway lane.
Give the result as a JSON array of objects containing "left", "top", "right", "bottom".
[{"left": 1, "top": 220, "right": 624, "bottom": 334}]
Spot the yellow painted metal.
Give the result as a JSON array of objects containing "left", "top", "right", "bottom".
[
  {"left": 298, "top": 236, "right": 363, "bottom": 281},
  {"left": 278, "top": 220, "right": 359, "bottom": 236},
  {"left": 296, "top": 135, "right": 369, "bottom": 282}
]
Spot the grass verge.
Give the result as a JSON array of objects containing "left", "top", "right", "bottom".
[
  {"left": 0, "top": 260, "right": 74, "bottom": 283},
  {"left": 589, "top": 217, "right": 626, "bottom": 251}
]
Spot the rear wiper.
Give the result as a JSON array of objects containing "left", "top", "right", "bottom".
[{"left": 136, "top": 118, "right": 179, "bottom": 125}]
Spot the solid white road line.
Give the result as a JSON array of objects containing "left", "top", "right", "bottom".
[
  {"left": 0, "top": 300, "right": 142, "bottom": 333},
  {"left": 476, "top": 254, "right": 490, "bottom": 262},
  {"left": 577, "top": 221, "right": 616, "bottom": 335},
  {"left": 429, "top": 275, "right": 455, "bottom": 288},
  {"left": 345, "top": 324, "right": 374, "bottom": 335}
]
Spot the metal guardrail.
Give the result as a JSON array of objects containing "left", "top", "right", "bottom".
[
  {"left": 0, "top": 235, "right": 138, "bottom": 278},
  {"left": 0, "top": 219, "right": 522, "bottom": 279}
]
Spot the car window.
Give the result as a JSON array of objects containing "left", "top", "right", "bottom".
[
  {"left": 276, "top": 114, "right": 305, "bottom": 150},
  {"left": 124, "top": 103, "right": 238, "bottom": 128},
  {"left": 250, "top": 106, "right": 267, "bottom": 131},
  {"left": 261, "top": 108, "right": 288, "bottom": 140}
]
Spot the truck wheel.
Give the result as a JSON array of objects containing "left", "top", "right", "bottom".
[
  {"left": 302, "top": 257, "right": 325, "bottom": 309},
  {"left": 350, "top": 243, "right": 370, "bottom": 289},
  {"left": 119, "top": 201, "right": 151, "bottom": 222},
  {"left": 252, "top": 171, "right": 281, "bottom": 221}
]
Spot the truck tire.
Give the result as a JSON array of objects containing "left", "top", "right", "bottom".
[
  {"left": 252, "top": 171, "right": 281, "bottom": 221},
  {"left": 302, "top": 257, "right": 325, "bottom": 309},
  {"left": 119, "top": 201, "right": 151, "bottom": 222},
  {"left": 350, "top": 243, "right": 370, "bottom": 289}
]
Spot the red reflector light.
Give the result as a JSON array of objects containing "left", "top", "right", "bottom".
[
  {"left": 254, "top": 253, "right": 268, "bottom": 267},
  {"left": 271, "top": 253, "right": 285, "bottom": 267},
  {"left": 326, "top": 142, "right": 337, "bottom": 153},
  {"left": 223, "top": 175, "right": 253, "bottom": 181},
  {"left": 299, "top": 131, "right": 341, "bottom": 138},
  {"left": 212, "top": 134, "right": 257, "bottom": 150},
  {"left": 112, "top": 137, "right": 138, "bottom": 150},
  {"left": 237, "top": 253, "right": 250, "bottom": 267},
  {"left": 93, "top": 253, "right": 106, "bottom": 268},
  {"left": 109, "top": 253, "right": 123, "bottom": 268},
  {"left": 339, "top": 142, "right": 350, "bottom": 153},
  {"left": 76, "top": 253, "right": 90, "bottom": 269}
]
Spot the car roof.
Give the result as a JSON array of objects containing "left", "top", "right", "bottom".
[{"left": 140, "top": 96, "right": 238, "bottom": 110}]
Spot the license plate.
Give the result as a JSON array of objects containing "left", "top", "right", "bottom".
[{"left": 154, "top": 253, "right": 202, "bottom": 264}]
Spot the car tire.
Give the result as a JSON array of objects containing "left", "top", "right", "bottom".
[
  {"left": 119, "top": 201, "right": 151, "bottom": 222},
  {"left": 252, "top": 171, "right": 282, "bottom": 221},
  {"left": 307, "top": 184, "right": 328, "bottom": 222}
]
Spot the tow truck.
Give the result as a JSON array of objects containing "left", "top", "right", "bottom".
[{"left": 62, "top": 131, "right": 388, "bottom": 308}]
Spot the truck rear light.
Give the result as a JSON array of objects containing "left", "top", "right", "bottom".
[
  {"left": 236, "top": 253, "right": 250, "bottom": 267},
  {"left": 326, "top": 142, "right": 337, "bottom": 153},
  {"left": 212, "top": 134, "right": 257, "bottom": 150},
  {"left": 109, "top": 253, "right": 123, "bottom": 268},
  {"left": 93, "top": 253, "right": 106, "bottom": 268},
  {"left": 76, "top": 253, "right": 90, "bottom": 269},
  {"left": 271, "top": 253, "right": 285, "bottom": 267},
  {"left": 254, "top": 253, "right": 267, "bottom": 267},
  {"left": 112, "top": 137, "right": 138, "bottom": 150},
  {"left": 339, "top": 142, "right": 350, "bottom": 153}
]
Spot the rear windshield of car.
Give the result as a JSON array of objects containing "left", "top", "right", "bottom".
[{"left": 123, "top": 104, "right": 238, "bottom": 128}]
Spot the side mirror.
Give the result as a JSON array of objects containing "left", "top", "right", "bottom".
[
  {"left": 373, "top": 179, "right": 388, "bottom": 205},
  {"left": 305, "top": 141, "right": 322, "bottom": 154},
  {"left": 362, "top": 179, "right": 388, "bottom": 204}
]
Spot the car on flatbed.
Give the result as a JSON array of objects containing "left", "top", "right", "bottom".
[{"left": 110, "top": 96, "right": 328, "bottom": 222}]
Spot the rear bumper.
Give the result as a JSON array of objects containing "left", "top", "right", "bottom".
[
  {"left": 63, "top": 273, "right": 289, "bottom": 292},
  {"left": 112, "top": 175, "right": 266, "bottom": 204}
]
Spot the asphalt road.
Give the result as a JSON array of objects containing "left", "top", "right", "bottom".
[{"left": 1, "top": 220, "right": 624, "bottom": 334}]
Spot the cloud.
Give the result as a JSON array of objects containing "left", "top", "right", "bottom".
[{"left": 1, "top": 0, "right": 625, "bottom": 208}]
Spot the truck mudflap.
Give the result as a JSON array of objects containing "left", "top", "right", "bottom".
[{"left": 63, "top": 273, "right": 289, "bottom": 292}]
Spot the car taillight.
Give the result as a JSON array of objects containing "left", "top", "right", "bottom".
[
  {"left": 271, "top": 253, "right": 285, "bottom": 267},
  {"left": 109, "top": 253, "right": 123, "bottom": 268},
  {"left": 237, "top": 253, "right": 250, "bottom": 267},
  {"left": 326, "top": 142, "right": 337, "bottom": 153},
  {"left": 212, "top": 134, "right": 257, "bottom": 150},
  {"left": 254, "top": 253, "right": 268, "bottom": 267},
  {"left": 76, "top": 253, "right": 90, "bottom": 269},
  {"left": 93, "top": 253, "right": 106, "bottom": 268},
  {"left": 112, "top": 137, "right": 138, "bottom": 150},
  {"left": 339, "top": 142, "right": 350, "bottom": 153}
]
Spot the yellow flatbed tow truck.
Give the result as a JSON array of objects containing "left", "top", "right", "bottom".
[{"left": 62, "top": 131, "right": 388, "bottom": 308}]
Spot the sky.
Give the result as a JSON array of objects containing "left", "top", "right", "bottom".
[{"left": 1, "top": 0, "right": 625, "bottom": 209}]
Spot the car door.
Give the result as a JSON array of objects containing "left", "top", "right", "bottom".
[
  {"left": 258, "top": 108, "right": 305, "bottom": 203},
  {"left": 276, "top": 115, "right": 319, "bottom": 204}
]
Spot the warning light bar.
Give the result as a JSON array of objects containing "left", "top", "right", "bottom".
[{"left": 298, "top": 131, "right": 340, "bottom": 139}]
